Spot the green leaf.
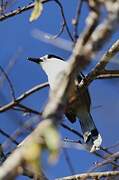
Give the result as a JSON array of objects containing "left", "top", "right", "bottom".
[
  {"left": 23, "top": 139, "right": 41, "bottom": 173},
  {"left": 30, "top": 0, "right": 43, "bottom": 22},
  {"left": 43, "top": 124, "right": 61, "bottom": 163}
]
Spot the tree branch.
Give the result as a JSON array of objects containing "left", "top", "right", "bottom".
[
  {"left": 0, "top": 119, "right": 51, "bottom": 179},
  {"left": 84, "top": 0, "right": 119, "bottom": 56},
  {"left": 56, "top": 170, "right": 119, "bottom": 180},
  {"left": 0, "top": 65, "right": 16, "bottom": 100},
  {"left": 96, "top": 70, "right": 119, "bottom": 79},
  {"left": 1, "top": 1, "right": 119, "bottom": 179},
  {"left": 0, "top": 0, "right": 49, "bottom": 21},
  {"left": 0, "top": 129, "right": 18, "bottom": 146},
  {"left": 72, "top": 0, "right": 83, "bottom": 41},
  {"left": 0, "top": 82, "right": 49, "bottom": 113},
  {"left": 53, "top": 0, "right": 74, "bottom": 41},
  {"left": 80, "top": 39, "right": 119, "bottom": 89},
  {"left": 90, "top": 151, "right": 119, "bottom": 172}
]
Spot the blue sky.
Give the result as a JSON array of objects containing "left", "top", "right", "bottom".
[{"left": 0, "top": 1, "right": 119, "bottom": 179}]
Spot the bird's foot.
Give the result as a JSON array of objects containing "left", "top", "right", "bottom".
[{"left": 84, "top": 132, "right": 102, "bottom": 152}]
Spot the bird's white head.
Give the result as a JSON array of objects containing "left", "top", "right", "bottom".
[{"left": 27, "top": 54, "right": 68, "bottom": 89}]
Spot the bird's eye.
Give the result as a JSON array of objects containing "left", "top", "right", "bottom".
[
  {"left": 44, "top": 57, "right": 47, "bottom": 61},
  {"left": 47, "top": 54, "right": 53, "bottom": 59}
]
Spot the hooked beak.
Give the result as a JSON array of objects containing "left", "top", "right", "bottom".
[{"left": 27, "top": 57, "right": 43, "bottom": 64}]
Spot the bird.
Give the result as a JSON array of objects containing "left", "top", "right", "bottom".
[{"left": 27, "top": 54, "right": 102, "bottom": 152}]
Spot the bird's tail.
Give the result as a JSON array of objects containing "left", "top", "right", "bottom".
[{"left": 78, "top": 112, "right": 102, "bottom": 152}]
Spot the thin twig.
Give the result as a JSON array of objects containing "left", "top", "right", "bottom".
[
  {"left": 0, "top": 0, "right": 48, "bottom": 21},
  {"left": 105, "top": 141, "right": 119, "bottom": 151},
  {"left": 96, "top": 70, "right": 119, "bottom": 79},
  {"left": 61, "top": 124, "right": 119, "bottom": 168},
  {"left": 1, "top": 1, "right": 119, "bottom": 179},
  {"left": 3, "top": 117, "right": 39, "bottom": 151},
  {"left": 0, "top": 0, "right": 73, "bottom": 41},
  {"left": 72, "top": 0, "right": 83, "bottom": 41},
  {"left": 0, "top": 48, "right": 21, "bottom": 89},
  {"left": 0, "top": 65, "right": 16, "bottom": 100},
  {"left": 0, "top": 82, "right": 49, "bottom": 113},
  {"left": 80, "top": 0, "right": 100, "bottom": 46},
  {"left": 93, "top": 152, "right": 119, "bottom": 169},
  {"left": 61, "top": 123, "right": 83, "bottom": 139},
  {"left": 63, "top": 148, "right": 75, "bottom": 175},
  {"left": 50, "top": 21, "right": 65, "bottom": 39},
  {"left": 84, "top": 0, "right": 119, "bottom": 57},
  {"left": 56, "top": 170, "right": 119, "bottom": 180},
  {"left": 53, "top": 0, "right": 74, "bottom": 41},
  {"left": 79, "top": 39, "right": 119, "bottom": 89},
  {"left": 0, "top": 129, "right": 18, "bottom": 145},
  {"left": 89, "top": 150, "right": 119, "bottom": 172},
  {"left": 61, "top": 123, "right": 119, "bottom": 168},
  {"left": 17, "top": 103, "right": 41, "bottom": 115}
]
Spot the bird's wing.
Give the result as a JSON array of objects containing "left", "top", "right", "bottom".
[{"left": 76, "top": 73, "right": 91, "bottom": 112}]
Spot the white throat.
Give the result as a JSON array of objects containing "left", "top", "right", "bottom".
[{"left": 41, "top": 59, "right": 68, "bottom": 90}]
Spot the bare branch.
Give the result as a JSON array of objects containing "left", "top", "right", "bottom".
[
  {"left": 56, "top": 170, "right": 119, "bottom": 180},
  {"left": 96, "top": 70, "right": 119, "bottom": 79},
  {"left": 3, "top": 117, "right": 39, "bottom": 151},
  {"left": 93, "top": 151, "right": 119, "bottom": 169},
  {"left": 0, "top": 128, "right": 18, "bottom": 145},
  {"left": 63, "top": 148, "right": 75, "bottom": 175},
  {"left": 80, "top": 39, "right": 119, "bottom": 89},
  {"left": 105, "top": 141, "right": 119, "bottom": 151},
  {"left": 1, "top": 1, "right": 119, "bottom": 179},
  {"left": 90, "top": 151, "right": 119, "bottom": 172},
  {"left": 0, "top": 0, "right": 49, "bottom": 21},
  {"left": 17, "top": 103, "right": 41, "bottom": 115},
  {"left": 0, "top": 65, "right": 16, "bottom": 100},
  {"left": 51, "top": 22, "right": 65, "bottom": 39},
  {"left": 0, "top": 48, "right": 22, "bottom": 89},
  {"left": 0, "top": 82, "right": 49, "bottom": 113},
  {"left": 0, "top": 119, "right": 51, "bottom": 179},
  {"left": 84, "top": 0, "right": 119, "bottom": 56},
  {"left": 79, "top": 0, "right": 101, "bottom": 46},
  {"left": 45, "top": 0, "right": 73, "bottom": 41},
  {"left": 53, "top": 0, "right": 74, "bottom": 41},
  {"left": 72, "top": 0, "right": 83, "bottom": 41},
  {"left": 61, "top": 123, "right": 119, "bottom": 168},
  {"left": 61, "top": 123, "right": 83, "bottom": 139}
]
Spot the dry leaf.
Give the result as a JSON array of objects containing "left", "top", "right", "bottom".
[{"left": 30, "top": 0, "right": 43, "bottom": 22}]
